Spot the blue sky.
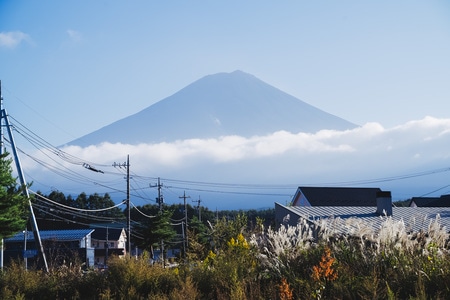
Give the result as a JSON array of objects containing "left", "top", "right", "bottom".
[
  {"left": 1, "top": 1, "right": 449, "bottom": 146},
  {"left": 1, "top": 1, "right": 450, "bottom": 209}
]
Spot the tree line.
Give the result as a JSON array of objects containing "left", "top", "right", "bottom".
[{"left": 31, "top": 188, "right": 275, "bottom": 259}]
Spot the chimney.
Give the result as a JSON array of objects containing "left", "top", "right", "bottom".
[{"left": 376, "top": 191, "right": 392, "bottom": 216}]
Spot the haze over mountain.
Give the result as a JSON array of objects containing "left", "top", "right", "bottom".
[{"left": 68, "top": 71, "right": 356, "bottom": 146}]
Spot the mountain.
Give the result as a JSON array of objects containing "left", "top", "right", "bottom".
[{"left": 67, "top": 70, "right": 357, "bottom": 146}]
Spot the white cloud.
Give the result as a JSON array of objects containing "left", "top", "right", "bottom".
[
  {"left": 66, "top": 29, "right": 82, "bottom": 43},
  {"left": 18, "top": 117, "right": 450, "bottom": 207},
  {"left": 33, "top": 117, "right": 444, "bottom": 168},
  {"left": 35, "top": 117, "right": 447, "bottom": 173},
  {"left": 0, "top": 31, "right": 31, "bottom": 48}
]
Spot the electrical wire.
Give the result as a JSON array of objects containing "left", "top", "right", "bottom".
[
  {"left": 130, "top": 201, "right": 157, "bottom": 218},
  {"left": 3, "top": 111, "right": 450, "bottom": 205},
  {"left": 315, "top": 167, "right": 450, "bottom": 186},
  {"left": 1, "top": 87, "right": 78, "bottom": 141},
  {"left": 31, "top": 190, "right": 125, "bottom": 212},
  {"left": 419, "top": 184, "right": 450, "bottom": 197},
  {"left": 9, "top": 115, "right": 110, "bottom": 167},
  {"left": 32, "top": 202, "right": 122, "bottom": 224},
  {"left": 32, "top": 196, "right": 125, "bottom": 221},
  {"left": 165, "top": 185, "right": 293, "bottom": 197}
]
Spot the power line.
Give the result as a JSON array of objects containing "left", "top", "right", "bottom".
[
  {"left": 30, "top": 190, "right": 125, "bottom": 212},
  {"left": 130, "top": 201, "right": 157, "bottom": 219},
  {"left": 1, "top": 86, "right": 78, "bottom": 141},
  {"left": 3, "top": 111, "right": 450, "bottom": 206}
]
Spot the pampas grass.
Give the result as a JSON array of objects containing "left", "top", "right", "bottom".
[{"left": 0, "top": 214, "right": 448, "bottom": 299}]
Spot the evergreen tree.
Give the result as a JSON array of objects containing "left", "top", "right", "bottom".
[
  {"left": 133, "top": 205, "right": 176, "bottom": 259},
  {"left": 0, "top": 152, "right": 29, "bottom": 239},
  {"left": 187, "top": 216, "right": 209, "bottom": 260}
]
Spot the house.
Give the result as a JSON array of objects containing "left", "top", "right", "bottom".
[
  {"left": 3, "top": 229, "right": 95, "bottom": 267},
  {"left": 276, "top": 191, "right": 450, "bottom": 235},
  {"left": 90, "top": 227, "right": 126, "bottom": 267},
  {"left": 291, "top": 186, "right": 383, "bottom": 207},
  {"left": 3, "top": 227, "right": 128, "bottom": 269},
  {"left": 409, "top": 194, "right": 450, "bottom": 207}
]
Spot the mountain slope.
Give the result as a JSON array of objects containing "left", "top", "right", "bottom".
[{"left": 67, "top": 70, "right": 357, "bottom": 146}]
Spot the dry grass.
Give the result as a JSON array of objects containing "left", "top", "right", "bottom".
[{"left": 0, "top": 215, "right": 449, "bottom": 299}]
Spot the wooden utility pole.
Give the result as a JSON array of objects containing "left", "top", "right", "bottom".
[{"left": 113, "top": 156, "right": 131, "bottom": 256}]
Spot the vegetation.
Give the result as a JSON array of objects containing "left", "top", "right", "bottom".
[
  {"left": 0, "top": 152, "right": 29, "bottom": 240},
  {"left": 133, "top": 207, "right": 177, "bottom": 260},
  {"left": 0, "top": 210, "right": 449, "bottom": 299},
  {"left": 4, "top": 187, "right": 449, "bottom": 299},
  {"left": 32, "top": 191, "right": 125, "bottom": 229}
]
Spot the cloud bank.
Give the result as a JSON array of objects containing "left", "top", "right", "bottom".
[
  {"left": 55, "top": 117, "right": 449, "bottom": 171},
  {"left": 20, "top": 117, "right": 450, "bottom": 208}
]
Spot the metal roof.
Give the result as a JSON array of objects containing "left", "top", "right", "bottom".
[
  {"left": 276, "top": 203, "right": 450, "bottom": 233},
  {"left": 5, "top": 229, "right": 94, "bottom": 242}
]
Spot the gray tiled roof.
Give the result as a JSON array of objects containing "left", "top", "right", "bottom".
[
  {"left": 5, "top": 229, "right": 94, "bottom": 242},
  {"left": 276, "top": 203, "right": 450, "bottom": 233}
]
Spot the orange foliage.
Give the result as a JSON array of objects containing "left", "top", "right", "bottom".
[
  {"left": 279, "top": 278, "right": 293, "bottom": 300},
  {"left": 312, "top": 247, "right": 338, "bottom": 282}
]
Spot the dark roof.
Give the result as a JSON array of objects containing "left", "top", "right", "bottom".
[
  {"left": 292, "top": 187, "right": 382, "bottom": 206},
  {"left": 411, "top": 195, "right": 450, "bottom": 207},
  {"left": 91, "top": 228, "right": 125, "bottom": 240},
  {"left": 5, "top": 229, "right": 94, "bottom": 242}
]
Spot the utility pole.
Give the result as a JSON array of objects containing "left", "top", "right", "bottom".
[
  {"left": 0, "top": 82, "right": 49, "bottom": 272},
  {"left": 179, "top": 191, "right": 190, "bottom": 257},
  {"left": 0, "top": 80, "right": 3, "bottom": 270},
  {"left": 153, "top": 177, "right": 163, "bottom": 212},
  {"left": 23, "top": 230, "right": 27, "bottom": 270},
  {"left": 151, "top": 177, "right": 165, "bottom": 266},
  {"left": 105, "top": 226, "right": 109, "bottom": 265},
  {"left": 113, "top": 156, "right": 131, "bottom": 256},
  {"left": 193, "top": 196, "right": 202, "bottom": 222}
]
